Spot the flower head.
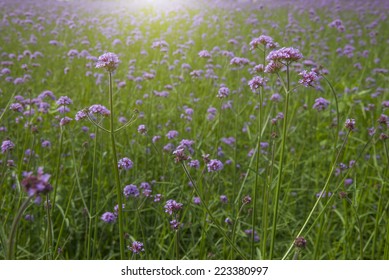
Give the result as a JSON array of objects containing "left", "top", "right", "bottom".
[
  {"left": 164, "top": 199, "right": 183, "bottom": 215},
  {"left": 248, "top": 76, "right": 266, "bottom": 93},
  {"left": 250, "top": 35, "right": 279, "bottom": 50},
  {"left": 198, "top": 50, "right": 211, "bottom": 58},
  {"left": 137, "top": 124, "right": 147, "bottom": 135},
  {"left": 313, "top": 97, "right": 330, "bottom": 111},
  {"left": 266, "top": 47, "right": 303, "bottom": 64},
  {"left": 294, "top": 236, "right": 307, "bottom": 249},
  {"left": 101, "top": 212, "right": 117, "bottom": 223},
  {"left": 21, "top": 167, "right": 53, "bottom": 199},
  {"left": 1, "top": 140, "right": 15, "bottom": 153},
  {"left": 217, "top": 86, "right": 230, "bottom": 99},
  {"left": 170, "top": 219, "right": 181, "bottom": 230},
  {"left": 207, "top": 159, "right": 224, "bottom": 172},
  {"left": 89, "top": 104, "right": 111, "bottom": 116},
  {"left": 118, "top": 157, "right": 134, "bottom": 170},
  {"left": 96, "top": 52, "right": 119, "bottom": 72},
  {"left": 123, "top": 184, "right": 139, "bottom": 198},
  {"left": 172, "top": 147, "right": 189, "bottom": 163},
  {"left": 299, "top": 69, "right": 320, "bottom": 87},
  {"left": 128, "top": 241, "right": 144, "bottom": 254},
  {"left": 345, "top": 119, "right": 356, "bottom": 131}
]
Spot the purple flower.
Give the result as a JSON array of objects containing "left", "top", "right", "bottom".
[
  {"left": 41, "top": 140, "right": 51, "bottom": 148},
  {"left": 188, "top": 159, "right": 200, "bottom": 169},
  {"left": 207, "top": 159, "right": 224, "bottom": 172},
  {"left": 193, "top": 197, "right": 201, "bottom": 204},
  {"left": 250, "top": 35, "right": 279, "bottom": 50},
  {"left": 244, "top": 229, "right": 260, "bottom": 242},
  {"left": 270, "top": 93, "right": 282, "bottom": 102},
  {"left": 118, "top": 157, "right": 134, "bottom": 170},
  {"left": 170, "top": 219, "right": 181, "bottom": 230},
  {"left": 254, "top": 64, "right": 265, "bottom": 73},
  {"left": 151, "top": 40, "right": 169, "bottom": 49},
  {"left": 123, "top": 184, "right": 139, "bottom": 198},
  {"left": 220, "top": 195, "right": 228, "bottom": 203},
  {"left": 164, "top": 199, "right": 183, "bottom": 215},
  {"left": 59, "top": 117, "right": 72, "bottom": 126},
  {"left": 75, "top": 110, "right": 88, "bottom": 121},
  {"left": 344, "top": 178, "right": 353, "bottom": 187},
  {"left": 172, "top": 147, "right": 189, "bottom": 163},
  {"left": 264, "top": 60, "right": 283, "bottom": 73},
  {"left": 1, "top": 140, "right": 15, "bottom": 153},
  {"left": 96, "top": 52, "right": 119, "bottom": 72},
  {"left": 89, "top": 104, "right": 111, "bottom": 116},
  {"left": 101, "top": 212, "right": 116, "bottom": 223},
  {"left": 378, "top": 114, "right": 388, "bottom": 125},
  {"left": 137, "top": 124, "right": 147, "bottom": 135},
  {"left": 21, "top": 167, "right": 53, "bottom": 199},
  {"left": 217, "top": 86, "right": 230, "bottom": 99},
  {"left": 56, "top": 96, "right": 73, "bottom": 106},
  {"left": 313, "top": 97, "right": 330, "bottom": 111},
  {"left": 113, "top": 204, "right": 125, "bottom": 216},
  {"left": 248, "top": 76, "right": 266, "bottom": 92},
  {"left": 345, "top": 119, "right": 356, "bottom": 131},
  {"left": 198, "top": 50, "right": 211, "bottom": 58},
  {"left": 299, "top": 70, "right": 320, "bottom": 87},
  {"left": 128, "top": 241, "right": 144, "bottom": 254},
  {"left": 154, "top": 194, "right": 163, "bottom": 202},
  {"left": 166, "top": 130, "right": 179, "bottom": 139},
  {"left": 242, "top": 195, "right": 252, "bottom": 204},
  {"left": 10, "top": 103, "right": 24, "bottom": 112},
  {"left": 266, "top": 47, "right": 303, "bottom": 63},
  {"left": 230, "top": 57, "right": 250, "bottom": 66},
  {"left": 152, "top": 135, "right": 161, "bottom": 143}
]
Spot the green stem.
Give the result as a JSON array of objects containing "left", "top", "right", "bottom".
[
  {"left": 282, "top": 131, "right": 351, "bottom": 260},
  {"left": 252, "top": 90, "right": 263, "bottom": 259},
  {"left": 180, "top": 162, "right": 246, "bottom": 259},
  {"left": 231, "top": 203, "right": 246, "bottom": 258},
  {"left": 269, "top": 65, "right": 291, "bottom": 259},
  {"left": 8, "top": 196, "right": 33, "bottom": 259},
  {"left": 108, "top": 71, "right": 125, "bottom": 260},
  {"left": 45, "top": 194, "right": 53, "bottom": 259},
  {"left": 50, "top": 127, "right": 64, "bottom": 225},
  {"left": 87, "top": 126, "right": 98, "bottom": 259}
]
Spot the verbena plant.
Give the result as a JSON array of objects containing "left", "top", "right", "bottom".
[{"left": 0, "top": 0, "right": 388, "bottom": 260}]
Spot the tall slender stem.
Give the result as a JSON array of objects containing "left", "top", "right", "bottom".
[
  {"left": 282, "top": 131, "right": 351, "bottom": 259},
  {"left": 252, "top": 91, "right": 263, "bottom": 259},
  {"left": 180, "top": 162, "right": 246, "bottom": 259},
  {"left": 269, "top": 65, "right": 290, "bottom": 259},
  {"left": 8, "top": 197, "right": 32, "bottom": 259},
  {"left": 108, "top": 71, "right": 125, "bottom": 260},
  {"left": 87, "top": 126, "right": 98, "bottom": 259}
]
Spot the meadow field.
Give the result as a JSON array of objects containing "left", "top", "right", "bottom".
[{"left": 0, "top": 0, "right": 388, "bottom": 260}]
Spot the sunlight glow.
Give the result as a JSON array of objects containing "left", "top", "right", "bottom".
[{"left": 144, "top": 0, "right": 186, "bottom": 10}]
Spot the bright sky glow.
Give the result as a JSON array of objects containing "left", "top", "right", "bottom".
[{"left": 143, "top": 0, "right": 189, "bottom": 10}]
